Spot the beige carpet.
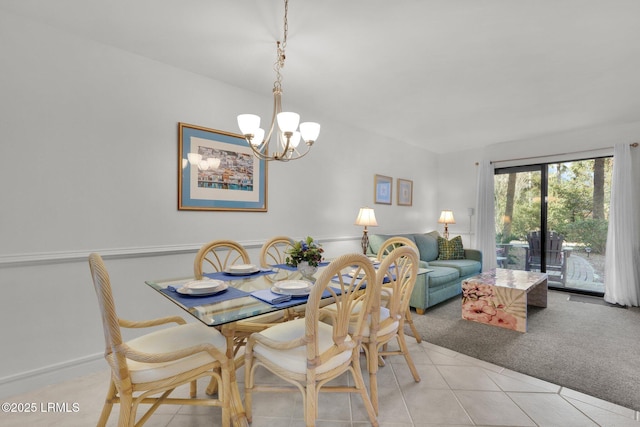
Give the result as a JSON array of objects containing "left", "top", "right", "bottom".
[{"left": 406, "top": 290, "right": 640, "bottom": 411}]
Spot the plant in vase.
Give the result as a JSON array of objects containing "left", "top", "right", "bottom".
[{"left": 286, "top": 236, "right": 324, "bottom": 278}]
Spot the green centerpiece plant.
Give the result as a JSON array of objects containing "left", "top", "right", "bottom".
[{"left": 285, "top": 236, "right": 324, "bottom": 268}]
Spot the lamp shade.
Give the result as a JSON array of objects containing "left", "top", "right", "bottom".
[
  {"left": 355, "top": 207, "right": 378, "bottom": 227},
  {"left": 250, "top": 128, "right": 265, "bottom": 146},
  {"left": 438, "top": 210, "right": 456, "bottom": 224},
  {"left": 286, "top": 131, "right": 301, "bottom": 149},
  {"left": 276, "top": 112, "right": 300, "bottom": 133},
  {"left": 237, "top": 114, "right": 261, "bottom": 136},
  {"left": 299, "top": 122, "right": 321, "bottom": 142}
]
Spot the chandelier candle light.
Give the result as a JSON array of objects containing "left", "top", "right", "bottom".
[
  {"left": 438, "top": 210, "right": 455, "bottom": 240},
  {"left": 237, "top": 0, "right": 320, "bottom": 162},
  {"left": 355, "top": 207, "right": 378, "bottom": 255}
]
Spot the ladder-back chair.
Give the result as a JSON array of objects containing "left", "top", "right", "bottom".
[
  {"left": 88, "top": 253, "right": 232, "bottom": 427},
  {"left": 376, "top": 236, "right": 422, "bottom": 343},
  {"left": 244, "top": 253, "right": 380, "bottom": 426}
]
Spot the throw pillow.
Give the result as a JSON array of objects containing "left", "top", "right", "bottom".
[{"left": 437, "top": 236, "right": 464, "bottom": 260}]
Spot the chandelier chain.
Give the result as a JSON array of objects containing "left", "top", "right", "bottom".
[{"left": 273, "top": 0, "right": 289, "bottom": 93}]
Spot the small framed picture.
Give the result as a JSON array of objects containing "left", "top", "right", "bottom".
[
  {"left": 397, "top": 178, "right": 413, "bottom": 206},
  {"left": 374, "top": 174, "right": 393, "bottom": 205},
  {"left": 178, "top": 123, "right": 268, "bottom": 211}
]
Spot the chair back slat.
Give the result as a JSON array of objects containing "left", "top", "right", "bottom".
[
  {"left": 194, "top": 239, "right": 251, "bottom": 278},
  {"left": 306, "top": 253, "right": 379, "bottom": 364},
  {"left": 377, "top": 246, "right": 419, "bottom": 323},
  {"left": 376, "top": 236, "right": 417, "bottom": 260},
  {"left": 259, "top": 236, "right": 294, "bottom": 267}
]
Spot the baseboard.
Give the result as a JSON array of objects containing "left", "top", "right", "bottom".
[{"left": 0, "top": 353, "right": 105, "bottom": 399}]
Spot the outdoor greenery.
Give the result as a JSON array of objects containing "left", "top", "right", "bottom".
[{"left": 495, "top": 158, "right": 613, "bottom": 254}]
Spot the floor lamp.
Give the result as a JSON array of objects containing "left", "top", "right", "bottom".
[{"left": 355, "top": 207, "right": 378, "bottom": 254}]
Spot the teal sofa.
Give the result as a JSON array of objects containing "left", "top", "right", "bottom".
[{"left": 367, "top": 231, "right": 482, "bottom": 313}]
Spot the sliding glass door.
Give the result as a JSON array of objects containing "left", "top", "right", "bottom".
[{"left": 494, "top": 157, "right": 612, "bottom": 295}]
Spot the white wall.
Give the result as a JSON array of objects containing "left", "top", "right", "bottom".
[{"left": 0, "top": 10, "right": 438, "bottom": 396}]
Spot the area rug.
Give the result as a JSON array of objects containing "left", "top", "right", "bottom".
[{"left": 407, "top": 290, "right": 640, "bottom": 411}]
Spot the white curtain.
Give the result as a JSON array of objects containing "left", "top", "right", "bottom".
[
  {"left": 475, "top": 160, "right": 497, "bottom": 271},
  {"left": 604, "top": 144, "right": 640, "bottom": 306}
]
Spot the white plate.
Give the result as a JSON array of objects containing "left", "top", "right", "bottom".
[
  {"left": 177, "top": 283, "right": 228, "bottom": 296},
  {"left": 223, "top": 266, "right": 260, "bottom": 276},
  {"left": 271, "top": 286, "right": 310, "bottom": 298},
  {"left": 274, "top": 279, "right": 312, "bottom": 294},
  {"left": 228, "top": 263, "right": 257, "bottom": 273},
  {"left": 181, "top": 279, "right": 224, "bottom": 294}
]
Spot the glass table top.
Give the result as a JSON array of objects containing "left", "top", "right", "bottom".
[{"left": 146, "top": 267, "right": 322, "bottom": 327}]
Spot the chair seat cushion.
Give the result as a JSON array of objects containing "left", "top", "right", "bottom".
[
  {"left": 125, "top": 322, "right": 226, "bottom": 384},
  {"left": 253, "top": 318, "right": 353, "bottom": 375}
]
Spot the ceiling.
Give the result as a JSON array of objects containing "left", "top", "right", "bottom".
[{"left": 2, "top": 0, "right": 640, "bottom": 153}]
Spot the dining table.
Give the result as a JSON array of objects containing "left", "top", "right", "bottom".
[{"left": 145, "top": 262, "right": 335, "bottom": 427}]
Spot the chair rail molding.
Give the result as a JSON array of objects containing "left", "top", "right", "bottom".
[{"left": 0, "top": 235, "right": 360, "bottom": 268}]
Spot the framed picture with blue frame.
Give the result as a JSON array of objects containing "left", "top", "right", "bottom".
[
  {"left": 374, "top": 174, "right": 392, "bottom": 205},
  {"left": 178, "top": 122, "right": 268, "bottom": 211}
]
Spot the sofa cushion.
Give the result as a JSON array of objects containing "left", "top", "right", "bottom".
[
  {"left": 413, "top": 233, "right": 439, "bottom": 262},
  {"left": 429, "top": 259, "right": 482, "bottom": 277},
  {"left": 368, "top": 234, "right": 416, "bottom": 257},
  {"left": 437, "top": 236, "right": 464, "bottom": 260},
  {"left": 426, "top": 266, "right": 460, "bottom": 287},
  {"left": 367, "top": 234, "right": 391, "bottom": 255}
]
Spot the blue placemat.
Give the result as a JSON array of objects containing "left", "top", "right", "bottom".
[
  {"left": 204, "top": 269, "right": 275, "bottom": 281},
  {"left": 249, "top": 288, "right": 338, "bottom": 309},
  {"left": 160, "top": 286, "right": 251, "bottom": 308},
  {"left": 250, "top": 289, "right": 296, "bottom": 309}
]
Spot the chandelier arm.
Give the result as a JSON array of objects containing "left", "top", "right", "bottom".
[
  {"left": 290, "top": 145, "right": 312, "bottom": 160},
  {"left": 262, "top": 90, "right": 279, "bottom": 145}
]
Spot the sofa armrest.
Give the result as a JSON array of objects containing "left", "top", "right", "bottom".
[
  {"left": 409, "top": 269, "right": 428, "bottom": 312},
  {"left": 464, "top": 249, "right": 482, "bottom": 264}
]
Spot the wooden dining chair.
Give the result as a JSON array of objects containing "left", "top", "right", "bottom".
[
  {"left": 244, "top": 253, "right": 380, "bottom": 427},
  {"left": 376, "top": 236, "right": 422, "bottom": 343},
  {"left": 194, "top": 239, "right": 287, "bottom": 359},
  {"left": 366, "top": 245, "right": 421, "bottom": 414},
  {"left": 88, "top": 253, "right": 233, "bottom": 427},
  {"left": 258, "top": 235, "right": 305, "bottom": 321},
  {"left": 194, "top": 239, "right": 251, "bottom": 278},
  {"left": 259, "top": 235, "right": 295, "bottom": 267}
]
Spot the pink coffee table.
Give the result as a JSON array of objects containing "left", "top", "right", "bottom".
[{"left": 461, "top": 268, "right": 548, "bottom": 333}]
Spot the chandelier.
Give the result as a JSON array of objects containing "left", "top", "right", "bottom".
[{"left": 237, "top": 0, "right": 320, "bottom": 162}]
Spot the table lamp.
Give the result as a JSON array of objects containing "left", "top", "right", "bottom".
[
  {"left": 438, "top": 210, "right": 455, "bottom": 240},
  {"left": 354, "top": 207, "right": 378, "bottom": 254}
]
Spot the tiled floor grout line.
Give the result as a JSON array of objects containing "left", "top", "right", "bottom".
[
  {"left": 389, "top": 358, "right": 418, "bottom": 427},
  {"left": 558, "top": 392, "right": 604, "bottom": 427}
]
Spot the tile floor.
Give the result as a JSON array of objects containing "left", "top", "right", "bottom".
[{"left": 2, "top": 341, "right": 638, "bottom": 426}]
